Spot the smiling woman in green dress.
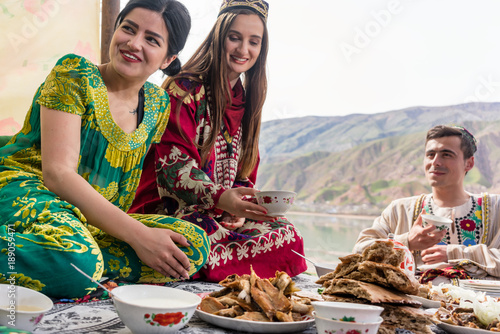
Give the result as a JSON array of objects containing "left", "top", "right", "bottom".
[{"left": 0, "top": 0, "right": 210, "bottom": 298}]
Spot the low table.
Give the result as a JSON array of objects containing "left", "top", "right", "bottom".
[{"left": 31, "top": 274, "right": 446, "bottom": 333}]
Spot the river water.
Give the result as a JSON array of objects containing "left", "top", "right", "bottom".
[{"left": 287, "top": 212, "right": 374, "bottom": 270}]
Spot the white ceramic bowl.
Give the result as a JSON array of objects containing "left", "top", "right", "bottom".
[
  {"left": 112, "top": 285, "right": 201, "bottom": 334},
  {"left": 0, "top": 284, "right": 53, "bottom": 332},
  {"left": 421, "top": 214, "right": 453, "bottom": 231},
  {"left": 314, "top": 312, "right": 383, "bottom": 334},
  {"left": 315, "top": 263, "right": 336, "bottom": 277},
  {"left": 255, "top": 190, "right": 296, "bottom": 217},
  {"left": 311, "top": 301, "right": 384, "bottom": 323}
]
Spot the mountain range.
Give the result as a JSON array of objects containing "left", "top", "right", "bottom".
[{"left": 256, "top": 102, "right": 500, "bottom": 215}]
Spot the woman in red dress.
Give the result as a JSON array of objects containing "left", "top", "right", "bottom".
[{"left": 130, "top": 0, "right": 307, "bottom": 281}]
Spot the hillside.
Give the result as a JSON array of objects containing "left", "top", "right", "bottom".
[{"left": 256, "top": 103, "right": 500, "bottom": 215}]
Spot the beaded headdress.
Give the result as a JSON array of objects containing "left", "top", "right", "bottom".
[
  {"left": 452, "top": 125, "right": 478, "bottom": 154},
  {"left": 218, "top": 0, "right": 269, "bottom": 20}
]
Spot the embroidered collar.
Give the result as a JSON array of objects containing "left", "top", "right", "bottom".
[{"left": 427, "top": 195, "right": 474, "bottom": 215}]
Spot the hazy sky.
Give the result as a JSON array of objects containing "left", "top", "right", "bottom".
[{"left": 129, "top": 0, "right": 500, "bottom": 121}]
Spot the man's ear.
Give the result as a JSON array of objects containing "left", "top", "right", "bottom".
[
  {"left": 160, "top": 55, "right": 177, "bottom": 70},
  {"left": 465, "top": 156, "right": 475, "bottom": 172}
]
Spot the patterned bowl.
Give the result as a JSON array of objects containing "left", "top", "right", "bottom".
[
  {"left": 391, "top": 239, "right": 416, "bottom": 275},
  {"left": 311, "top": 301, "right": 383, "bottom": 323},
  {"left": 0, "top": 284, "right": 53, "bottom": 332},
  {"left": 313, "top": 312, "right": 383, "bottom": 334},
  {"left": 421, "top": 214, "right": 453, "bottom": 231},
  {"left": 255, "top": 190, "right": 296, "bottom": 217},
  {"left": 112, "top": 285, "right": 201, "bottom": 334}
]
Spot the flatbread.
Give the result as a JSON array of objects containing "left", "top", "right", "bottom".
[{"left": 322, "top": 278, "right": 421, "bottom": 305}]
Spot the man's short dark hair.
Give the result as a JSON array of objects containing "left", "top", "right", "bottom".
[{"left": 426, "top": 125, "right": 477, "bottom": 159}]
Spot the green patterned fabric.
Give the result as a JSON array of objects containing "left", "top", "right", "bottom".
[
  {"left": 0, "top": 54, "right": 210, "bottom": 298},
  {"left": 0, "top": 136, "right": 11, "bottom": 148}
]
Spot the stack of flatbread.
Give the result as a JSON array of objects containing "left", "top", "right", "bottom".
[{"left": 316, "top": 240, "right": 434, "bottom": 334}]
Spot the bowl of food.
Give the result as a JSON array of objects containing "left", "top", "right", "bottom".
[
  {"left": 311, "top": 301, "right": 384, "bottom": 323},
  {"left": 0, "top": 284, "right": 53, "bottom": 332},
  {"left": 255, "top": 190, "right": 296, "bottom": 217},
  {"left": 112, "top": 285, "right": 201, "bottom": 334},
  {"left": 421, "top": 214, "right": 453, "bottom": 231},
  {"left": 313, "top": 312, "right": 383, "bottom": 334}
]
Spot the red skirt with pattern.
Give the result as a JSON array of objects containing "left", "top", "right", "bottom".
[{"left": 183, "top": 212, "right": 307, "bottom": 282}]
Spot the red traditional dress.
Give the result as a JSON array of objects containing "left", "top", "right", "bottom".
[{"left": 130, "top": 77, "right": 307, "bottom": 281}]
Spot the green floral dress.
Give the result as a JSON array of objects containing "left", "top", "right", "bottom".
[{"left": 0, "top": 54, "right": 210, "bottom": 298}]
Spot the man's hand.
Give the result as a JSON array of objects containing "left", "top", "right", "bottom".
[
  {"left": 421, "top": 245, "right": 448, "bottom": 264},
  {"left": 408, "top": 210, "right": 447, "bottom": 251}
]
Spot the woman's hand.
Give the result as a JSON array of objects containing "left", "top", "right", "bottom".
[
  {"left": 220, "top": 212, "right": 245, "bottom": 230},
  {"left": 128, "top": 225, "right": 191, "bottom": 279},
  {"left": 216, "top": 188, "right": 273, "bottom": 221}
]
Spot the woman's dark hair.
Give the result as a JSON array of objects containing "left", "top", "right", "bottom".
[{"left": 115, "top": 0, "right": 191, "bottom": 76}]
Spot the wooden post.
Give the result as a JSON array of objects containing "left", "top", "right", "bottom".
[{"left": 100, "top": 0, "right": 120, "bottom": 64}]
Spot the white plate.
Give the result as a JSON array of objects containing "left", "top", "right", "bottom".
[
  {"left": 408, "top": 295, "right": 442, "bottom": 308},
  {"left": 460, "top": 279, "right": 500, "bottom": 288},
  {"left": 196, "top": 309, "right": 315, "bottom": 333},
  {"left": 461, "top": 286, "right": 500, "bottom": 291},
  {"left": 462, "top": 287, "right": 500, "bottom": 293},
  {"left": 464, "top": 287, "right": 500, "bottom": 290},
  {"left": 438, "top": 322, "right": 491, "bottom": 334},
  {"left": 462, "top": 288, "right": 500, "bottom": 294},
  {"left": 462, "top": 284, "right": 500, "bottom": 289}
]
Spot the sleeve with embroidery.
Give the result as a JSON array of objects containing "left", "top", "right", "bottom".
[
  {"left": 37, "top": 54, "right": 92, "bottom": 116},
  {"left": 155, "top": 80, "right": 225, "bottom": 216}
]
